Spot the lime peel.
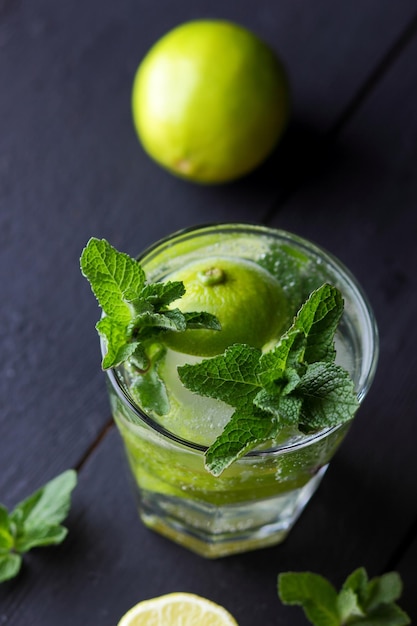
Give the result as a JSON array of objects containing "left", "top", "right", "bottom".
[
  {"left": 131, "top": 19, "right": 290, "bottom": 184},
  {"left": 164, "top": 256, "right": 289, "bottom": 356},
  {"left": 117, "top": 592, "right": 238, "bottom": 626}
]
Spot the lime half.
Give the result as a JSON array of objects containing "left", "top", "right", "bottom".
[
  {"left": 164, "top": 256, "right": 288, "bottom": 356},
  {"left": 117, "top": 592, "right": 238, "bottom": 626}
]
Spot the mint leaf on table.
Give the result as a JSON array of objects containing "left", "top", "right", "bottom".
[
  {"left": 278, "top": 571, "right": 340, "bottom": 626},
  {"left": 178, "top": 284, "right": 359, "bottom": 475},
  {"left": 278, "top": 568, "right": 411, "bottom": 626},
  {"left": 80, "top": 238, "right": 220, "bottom": 412},
  {"left": 0, "top": 504, "right": 20, "bottom": 583},
  {"left": 0, "top": 470, "right": 77, "bottom": 583}
]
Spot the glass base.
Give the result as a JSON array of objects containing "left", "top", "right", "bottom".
[{"left": 136, "top": 466, "right": 328, "bottom": 558}]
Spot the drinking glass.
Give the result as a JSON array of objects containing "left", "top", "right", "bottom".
[{"left": 104, "top": 224, "right": 379, "bottom": 558}]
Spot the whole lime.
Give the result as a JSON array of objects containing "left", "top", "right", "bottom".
[
  {"left": 131, "top": 20, "right": 290, "bottom": 184},
  {"left": 164, "top": 257, "right": 289, "bottom": 356}
]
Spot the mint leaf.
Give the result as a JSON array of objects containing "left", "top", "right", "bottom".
[
  {"left": 342, "top": 567, "right": 369, "bottom": 599},
  {"left": 257, "top": 242, "right": 319, "bottom": 313},
  {"left": 293, "top": 283, "right": 343, "bottom": 363},
  {"left": 130, "top": 346, "right": 170, "bottom": 416},
  {"left": 182, "top": 311, "right": 222, "bottom": 330},
  {"left": 80, "top": 238, "right": 220, "bottom": 415},
  {"left": 348, "top": 604, "right": 411, "bottom": 626},
  {"left": 337, "top": 588, "right": 364, "bottom": 622},
  {"left": 179, "top": 284, "right": 358, "bottom": 474},
  {"left": 179, "top": 344, "right": 262, "bottom": 409},
  {"left": 132, "top": 308, "right": 187, "bottom": 333},
  {"left": 254, "top": 387, "right": 303, "bottom": 425},
  {"left": 278, "top": 572, "right": 337, "bottom": 604},
  {"left": 258, "top": 330, "right": 305, "bottom": 382},
  {"left": 14, "top": 526, "right": 68, "bottom": 553},
  {"left": 0, "top": 505, "right": 13, "bottom": 553},
  {"left": 205, "top": 407, "right": 276, "bottom": 476},
  {"left": 10, "top": 470, "right": 77, "bottom": 552},
  {"left": 10, "top": 470, "right": 77, "bottom": 530},
  {"left": 278, "top": 568, "right": 411, "bottom": 626},
  {"left": 96, "top": 317, "right": 139, "bottom": 369},
  {"left": 257, "top": 283, "right": 343, "bottom": 385},
  {"left": 296, "top": 362, "right": 359, "bottom": 432},
  {"left": 80, "top": 238, "right": 145, "bottom": 323},
  {"left": 137, "top": 281, "right": 185, "bottom": 308},
  {"left": 278, "top": 572, "right": 339, "bottom": 626},
  {"left": 0, "top": 470, "right": 77, "bottom": 583},
  {"left": 179, "top": 344, "right": 280, "bottom": 474},
  {"left": 365, "top": 572, "right": 403, "bottom": 610},
  {"left": 0, "top": 554, "right": 22, "bottom": 583}
]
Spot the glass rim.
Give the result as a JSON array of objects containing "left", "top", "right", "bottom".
[{"left": 103, "top": 222, "right": 379, "bottom": 457}]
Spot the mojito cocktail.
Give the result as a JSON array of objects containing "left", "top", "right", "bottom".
[{"left": 81, "top": 224, "right": 378, "bottom": 557}]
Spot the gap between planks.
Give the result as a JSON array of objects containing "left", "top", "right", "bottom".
[{"left": 75, "top": 418, "right": 115, "bottom": 472}]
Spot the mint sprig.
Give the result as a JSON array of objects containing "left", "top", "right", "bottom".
[
  {"left": 80, "top": 240, "right": 359, "bottom": 476},
  {"left": 80, "top": 237, "right": 220, "bottom": 375},
  {"left": 178, "top": 284, "right": 359, "bottom": 475},
  {"left": 0, "top": 470, "right": 77, "bottom": 583},
  {"left": 278, "top": 568, "right": 411, "bottom": 625}
]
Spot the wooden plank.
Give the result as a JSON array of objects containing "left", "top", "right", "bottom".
[{"left": 266, "top": 27, "right": 417, "bottom": 612}]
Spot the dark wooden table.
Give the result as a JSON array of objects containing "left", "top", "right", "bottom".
[{"left": 1, "top": 1, "right": 417, "bottom": 623}]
